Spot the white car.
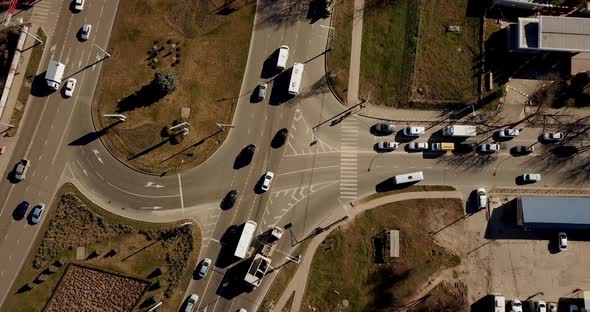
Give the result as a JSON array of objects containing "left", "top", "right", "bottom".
[
  {"left": 510, "top": 299, "right": 523, "bottom": 312},
  {"left": 498, "top": 128, "right": 519, "bottom": 138},
  {"left": 80, "top": 24, "right": 92, "bottom": 41},
  {"left": 558, "top": 232, "right": 568, "bottom": 251},
  {"left": 542, "top": 132, "right": 564, "bottom": 142},
  {"left": 522, "top": 173, "right": 541, "bottom": 183},
  {"left": 535, "top": 301, "right": 547, "bottom": 312},
  {"left": 477, "top": 188, "right": 487, "bottom": 210},
  {"left": 64, "top": 78, "right": 77, "bottom": 97},
  {"left": 198, "top": 258, "right": 212, "bottom": 278},
  {"left": 258, "top": 83, "right": 268, "bottom": 100},
  {"left": 14, "top": 159, "right": 30, "bottom": 181},
  {"left": 184, "top": 294, "right": 199, "bottom": 312},
  {"left": 31, "top": 203, "right": 45, "bottom": 224},
  {"left": 261, "top": 171, "right": 274, "bottom": 191},
  {"left": 73, "top": 0, "right": 84, "bottom": 11},
  {"left": 377, "top": 141, "right": 399, "bottom": 151},
  {"left": 479, "top": 143, "right": 500, "bottom": 153},
  {"left": 403, "top": 126, "right": 425, "bottom": 137},
  {"left": 548, "top": 302, "right": 557, "bottom": 312},
  {"left": 407, "top": 142, "right": 428, "bottom": 151}
]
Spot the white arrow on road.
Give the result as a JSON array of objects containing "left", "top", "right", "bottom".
[
  {"left": 145, "top": 182, "right": 165, "bottom": 188},
  {"left": 91, "top": 148, "right": 104, "bottom": 164}
]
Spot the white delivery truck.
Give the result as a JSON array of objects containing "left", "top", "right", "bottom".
[
  {"left": 277, "top": 45, "right": 289, "bottom": 70},
  {"left": 442, "top": 125, "right": 477, "bottom": 137},
  {"left": 234, "top": 220, "right": 257, "bottom": 259},
  {"left": 46, "top": 60, "right": 65, "bottom": 90},
  {"left": 393, "top": 171, "right": 424, "bottom": 184},
  {"left": 288, "top": 63, "right": 304, "bottom": 95}
]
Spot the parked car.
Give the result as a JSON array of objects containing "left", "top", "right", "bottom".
[
  {"left": 512, "top": 145, "right": 534, "bottom": 156},
  {"left": 498, "top": 128, "right": 519, "bottom": 138},
  {"left": 377, "top": 141, "right": 399, "bottom": 151},
  {"left": 569, "top": 304, "right": 579, "bottom": 312},
  {"left": 184, "top": 294, "right": 199, "bottom": 312},
  {"left": 477, "top": 188, "right": 487, "bottom": 210},
  {"left": 261, "top": 171, "right": 274, "bottom": 191},
  {"left": 542, "top": 132, "right": 564, "bottom": 142},
  {"left": 258, "top": 83, "right": 268, "bottom": 100},
  {"left": 403, "top": 126, "right": 425, "bottom": 137},
  {"left": 31, "top": 203, "right": 45, "bottom": 224},
  {"left": 14, "top": 159, "right": 30, "bottom": 181},
  {"left": 535, "top": 301, "right": 547, "bottom": 312},
  {"left": 80, "top": 24, "right": 91, "bottom": 41},
  {"left": 374, "top": 123, "right": 395, "bottom": 134},
  {"left": 64, "top": 78, "right": 77, "bottom": 97},
  {"left": 509, "top": 299, "right": 523, "bottom": 312},
  {"left": 522, "top": 173, "right": 541, "bottom": 183},
  {"left": 198, "top": 258, "right": 212, "bottom": 278},
  {"left": 73, "top": 0, "right": 85, "bottom": 11},
  {"left": 479, "top": 143, "right": 500, "bottom": 153},
  {"left": 548, "top": 302, "right": 557, "bottom": 312},
  {"left": 407, "top": 142, "right": 428, "bottom": 151},
  {"left": 558, "top": 232, "right": 568, "bottom": 251}
]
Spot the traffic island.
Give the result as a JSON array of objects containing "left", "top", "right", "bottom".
[{"left": 93, "top": 0, "right": 255, "bottom": 174}]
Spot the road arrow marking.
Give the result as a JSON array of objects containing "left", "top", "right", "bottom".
[
  {"left": 145, "top": 182, "right": 165, "bottom": 188},
  {"left": 91, "top": 148, "right": 104, "bottom": 164}
]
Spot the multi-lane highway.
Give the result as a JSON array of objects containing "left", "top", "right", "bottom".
[{"left": 0, "top": 0, "right": 589, "bottom": 311}]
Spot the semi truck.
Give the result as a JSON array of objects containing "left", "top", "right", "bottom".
[
  {"left": 442, "top": 125, "right": 477, "bottom": 137},
  {"left": 46, "top": 60, "right": 65, "bottom": 90}
]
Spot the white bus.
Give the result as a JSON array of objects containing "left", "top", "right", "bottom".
[
  {"left": 234, "top": 220, "right": 257, "bottom": 259},
  {"left": 288, "top": 63, "right": 304, "bottom": 95},
  {"left": 277, "top": 45, "right": 289, "bottom": 70},
  {"left": 393, "top": 171, "right": 424, "bottom": 184}
]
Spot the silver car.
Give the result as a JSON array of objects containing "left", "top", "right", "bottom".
[
  {"left": 31, "top": 203, "right": 45, "bottom": 224},
  {"left": 184, "top": 294, "right": 199, "bottom": 312},
  {"left": 498, "top": 128, "right": 519, "bottom": 138},
  {"left": 258, "top": 83, "right": 268, "bottom": 100},
  {"left": 198, "top": 258, "right": 212, "bottom": 278},
  {"left": 479, "top": 143, "right": 500, "bottom": 153},
  {"left": 542, "top": 132, "right": 564, "bottom": 142},
  {"left": 80, "top": 24, "right": 92, "bottom": 41},
  {"left": 407, "top": 142, "right": 428, "bottom": 151},
  {"left": 377, "top": 141, "right": 399, "bottom": 151}
]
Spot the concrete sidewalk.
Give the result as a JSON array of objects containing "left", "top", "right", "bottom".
[
  {"left": 272, "top": 190, "right": 463, "bottom": 312},
  {"left": 346, "top": 0, "right": 365, "bottom": 106}
]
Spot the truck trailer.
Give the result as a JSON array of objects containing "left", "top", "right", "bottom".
[
  {"left": 45, "top": 60, "right": 65, "bottom": 90},
  {"left": 442, "top": 125, "right": 477, "bottom": 137}
]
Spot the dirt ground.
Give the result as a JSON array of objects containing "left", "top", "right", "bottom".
[{"left": 94, "top": 0, "right": 255, "bottom": 174}]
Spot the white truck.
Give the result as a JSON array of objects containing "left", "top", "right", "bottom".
[
  {"left": 277, "top": 45, "right": 289, "bottom": 70},
  {"left": 46, "top": 60, "right": 65, "bottom": 90},
  {"left": 442, "top": 125, "right": 477, "bottom": 137},
  {"left": 288, "top": 63, "right": 304, "bottom": 95}
]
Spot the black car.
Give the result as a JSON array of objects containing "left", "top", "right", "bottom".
[
  {"left": 271, "top": 128, "right": 289, "bottom": 148},
  {"left": 374, "top": 123, "right": 396, "bottom": 134},
  {"left": 221, "top": 190, "right": 238, "bottom": 209},
  {"left": 234, "top": 144, "right": 256, "bottom": 169},
  {"left": 511, "top": 145, "right": 534, "bottom": 156}
]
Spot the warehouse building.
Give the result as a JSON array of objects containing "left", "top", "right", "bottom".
[
  {"left": 509, "top": 16, "right": 590, "bottom": 53},
  {"left": 517, "top": 196, "right": 590, "bottom": 230}
]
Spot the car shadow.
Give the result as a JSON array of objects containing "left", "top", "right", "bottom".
[
  {"left": 30, "top": 73, "right": 55, "bottom": 98},
  {"left": 422, "top": 151, "right": 445, "bottom": 159},
  {"left": 249, "top": 85, "right": 264, "bottom": 103}
]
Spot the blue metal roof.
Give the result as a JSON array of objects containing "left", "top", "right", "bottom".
[{"left": 520, "top": 196, "right": 590, "bottom": 229}]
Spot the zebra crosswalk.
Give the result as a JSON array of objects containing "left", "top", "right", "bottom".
[{"left": 340, "top": 116, "right": 358, "bottom": 200}]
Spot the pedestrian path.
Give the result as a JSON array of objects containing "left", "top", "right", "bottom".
[
  {"left": 31, "top": 0, "right": 62, "bottom": 39},
  {"left": 346, "top": 0, "right": 365, "bottom": 106},
  {"left": 339, "top": 116, "right": 359, "bottom": 200}
]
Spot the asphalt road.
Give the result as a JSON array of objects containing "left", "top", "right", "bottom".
[{"left": 0, "top": 0, "right": 589, "bottom": 311}]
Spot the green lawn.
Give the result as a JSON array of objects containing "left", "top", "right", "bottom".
[
  {"left": 413, "top": 0, "right": 480, "bottom": 103},
  {"left": 359, "top": 0, "right": 419, "bottom": 107},
  {"left": 301, "top": 198, "right": 462, "bottom": 311},
  {"left": 325, "top": 0, "right": 354, "bottom": 103}
]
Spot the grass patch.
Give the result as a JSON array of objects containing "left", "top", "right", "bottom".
[
  {"left": 259, "top": 242, "right": 310, "bottom": 312},
  {"left": 413, "top": 0, "right": 480, "bottom": 103},
  {"left": 325, "top": 0, "right": 354, "bottom": 103},
  {"left": 94, "top": 0, "right": 255, "bottom": 174},
  {"left": 301, "top": 198, "right": 462, "bottom": 311},
  {"left": 359, "top": 185, "right": 456, "bottom": 203},
  {"left": 3, "top": 183, "right": 201, "bottom": 312},
  {"left": 8, "top": 27, "right": 46, "bottom": 137},
  {"left": 359, "top": 0, "right": 419, "bottom": 107}
]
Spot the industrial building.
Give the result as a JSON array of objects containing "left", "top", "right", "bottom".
[
  {"left": 517, "top": 196, "right": 590, "bottom": 230},
  {"left": 509, "top": 16, "right": 590, "bottom": 52}
]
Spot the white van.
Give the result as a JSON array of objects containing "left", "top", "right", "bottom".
[
  {"left": 393, "top": 171, "right": 424, "bottom": 184},
  {"left": 277, "top": 45, "right": 289, "bottom": 70}
]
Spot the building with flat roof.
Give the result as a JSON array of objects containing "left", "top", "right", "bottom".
[
  {"left": 511, "top": 16, "right": 590, "bottom": 52},
  {"left": 517, "top": 196, "right": 590, "bottom": 230}
]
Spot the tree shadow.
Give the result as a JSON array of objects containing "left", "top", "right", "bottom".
[{"left": 116, "top": 82, "right": 163, "bottom": 113}]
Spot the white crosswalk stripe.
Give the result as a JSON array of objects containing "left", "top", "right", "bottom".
[{"left": 340, "top": 116, "right": 358, "bottom": 200}]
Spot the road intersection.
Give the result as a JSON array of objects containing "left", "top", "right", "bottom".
[{"left": 0, "top": 0, "right": 589, "bottom": 311}]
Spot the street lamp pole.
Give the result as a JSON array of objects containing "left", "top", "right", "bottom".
[
  {"left": 216, "top": 123, "right": 235, "bottom": 131},
  {"left": 0, "top": 121, "right": 14, "bottom": 128},
  {"left": 93, "top": 43, "right": 111, "bottom": 58}
]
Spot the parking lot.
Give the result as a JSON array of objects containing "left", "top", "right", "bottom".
[{"left": 432, "top": 193, "right": 590, "bottom": 308}]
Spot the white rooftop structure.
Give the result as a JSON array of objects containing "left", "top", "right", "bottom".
[{"left": 515, "top": 16, "right": 590, "bottom": 52}]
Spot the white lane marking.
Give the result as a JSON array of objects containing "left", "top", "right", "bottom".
[
  {"left": 277, "top": 165, "right": 339, "bottom": 176},
  {"left": 145, "top": 182, "right": 165, "bottom": 188},
  {"left": 91, "top": 148, "right": 104, "bottom": 164},
  {"left": 75, "top": 160, "right": 88, "bottom": 176},
  {"left": 177, "top": 174, "right": 184, "bottom": 209}
]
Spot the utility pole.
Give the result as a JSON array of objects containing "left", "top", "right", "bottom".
[
  {"left": 216, "top": 123, "right": 235, "bottom": 131},
  {"left": 93, "top": 43, "right": 111, "bottom": 58}
]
